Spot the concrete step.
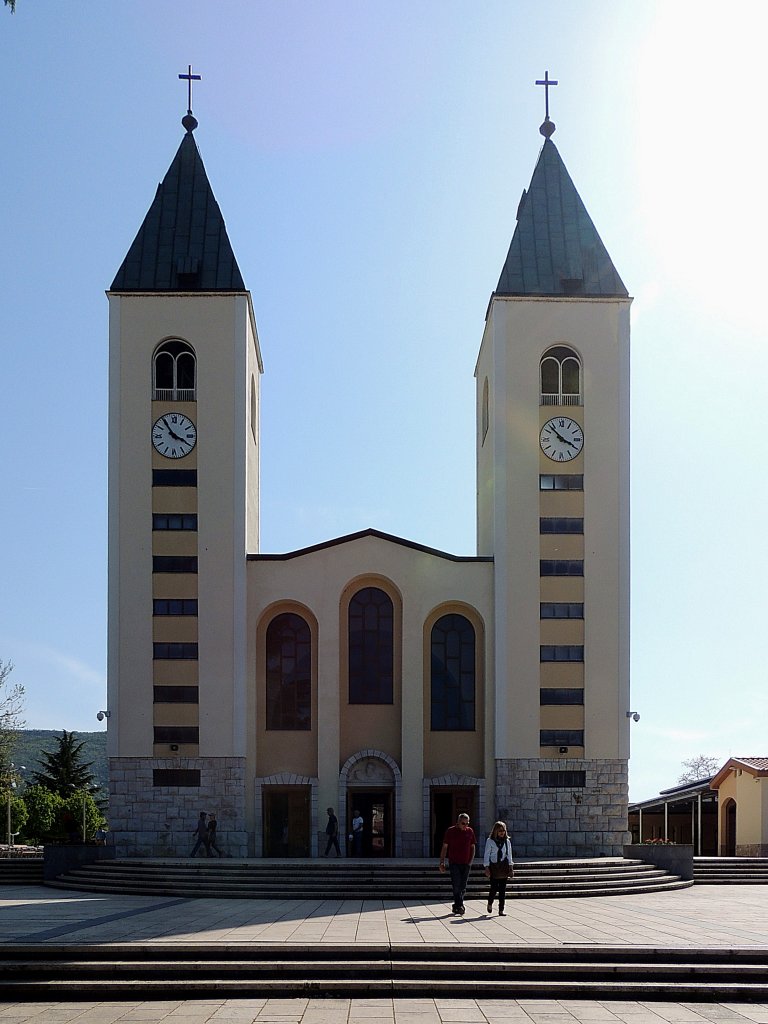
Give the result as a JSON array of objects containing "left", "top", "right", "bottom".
[
  {"left": 0, "top": 858, "right": 44, "bottom": 885},
  {"left": 694, "top": 856, "right": 768, "bottom": 884},
  {"left": 47, "top": 856, "right": 691, "bottom": 899},
  {"left": 1, "top": 943, "right": 766, "bottom": 999}
]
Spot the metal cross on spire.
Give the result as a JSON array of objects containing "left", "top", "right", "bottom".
[
  {"left": 179, "top": 65, "right": 202, "bottom": 133},
  {"left": 535, "top": 70, "right": 558, "bottom": 138}
]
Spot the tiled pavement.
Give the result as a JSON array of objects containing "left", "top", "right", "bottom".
[{"left": 1, "top": 884, "right": 768, "bottom": 1023}]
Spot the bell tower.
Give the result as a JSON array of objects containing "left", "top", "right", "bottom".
[
  {"left": 107, "top": 97, "right": 262, "bottom": 855},
  {"left": 477, "top": 95, "right": 631, "bottom": 856}
]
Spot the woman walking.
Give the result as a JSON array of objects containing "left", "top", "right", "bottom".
[{"left": 483, "top": 820, "right": 513, "bottom": 916}]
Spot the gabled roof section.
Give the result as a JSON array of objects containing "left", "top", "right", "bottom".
[
  {"left": 111, "top": 127, "right": 245, "bottom": 292},
  {"left": 495, "top": 137, "right": 628, "bottom": 299},
  {"left": 247, "top": 527, "right": 493, "bottom": 563},
  {"left": 711, "top": 757, "right": 768, "bottom": 790}
]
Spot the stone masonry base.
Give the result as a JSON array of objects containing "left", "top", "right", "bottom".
[
  {"left": 495, "top": 757, "right": 630, "bottom": 858},
  {"left": 109, "top": 757, "right": 247, "bottom": 858}
]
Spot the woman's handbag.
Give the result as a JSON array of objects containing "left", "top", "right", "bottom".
[{"left": 489, "top": 860, "right": 511, "bottom": 880}]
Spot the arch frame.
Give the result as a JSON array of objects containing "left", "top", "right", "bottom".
[
  {"left": 254, "top": 771, "right": 319, "bottom": 858},
  {"left": 339, "top": 748, "right": 403, "bottom": 858},
  {"left": 152, "top": 336, "right": 197, "bottom": 401}
]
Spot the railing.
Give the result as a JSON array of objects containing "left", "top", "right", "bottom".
[
  {"left": 540, "top": 394, "right": 582, "bottom": 406},
  {"left": 153, "top": 388, "right": 196, "bottom": 402}
]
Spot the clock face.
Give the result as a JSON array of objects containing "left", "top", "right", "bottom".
[
  {"left": 152, "top": 413, "right": 197, "bottom": 459},
  {"left": 540, "top": 416, "right": 584, "bottom": 462}
]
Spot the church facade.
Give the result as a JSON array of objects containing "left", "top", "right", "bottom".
[{"left": 106, "top": 107, "right": 632, "bottom": 859}]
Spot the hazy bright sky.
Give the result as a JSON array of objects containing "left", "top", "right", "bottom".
[{"left": 1, "top": 1, "right": 766, "bottom": 802}]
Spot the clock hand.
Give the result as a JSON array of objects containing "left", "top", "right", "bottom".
[{"left": 162, "top": 417, "right": 185, "bottom": 442}]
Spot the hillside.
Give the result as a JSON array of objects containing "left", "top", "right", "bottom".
[{"left": 8, "top": 729, "right": 108, "bottom": 795}]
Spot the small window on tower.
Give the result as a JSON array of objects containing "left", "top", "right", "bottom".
[
  {"left": 153, "top": 339, "right": 196, "bottom": 401},
  {"left": 540, "top": 346, "right": 582, "bottom": 407}
]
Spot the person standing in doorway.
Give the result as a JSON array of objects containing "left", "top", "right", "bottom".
[
  {"left": 351, "top": 808, "right": 364, "bottom": 857},
  {"left": 483, "top": 820, "right": 513, "bottom": 916},
  {"left": 323, "top": 807, "right": 341, "bottom": 857},
  {"left": 189, "top": 811, "right": 210, "bottom": 858},
  {"left": 438, "top": 812, "right": 476, "bottom": 915}
]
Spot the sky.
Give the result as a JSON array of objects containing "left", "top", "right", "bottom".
[{"left": 1, "top": 1, "right": 767, "bottom": 803}]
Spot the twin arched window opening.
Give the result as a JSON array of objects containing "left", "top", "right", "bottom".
[
  {"left": 263, "top": 598, "right": 477, "bottom": 732},
  {"left": 153, "top": 339, "right": 196, "bottom": 401},
  {"left": 540, "top": 346, "right": 581, "bottom": 406}
]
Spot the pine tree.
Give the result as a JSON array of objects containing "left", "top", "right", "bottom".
[{"left": 32, "top": 730, "right": 98, "bottom": 798}]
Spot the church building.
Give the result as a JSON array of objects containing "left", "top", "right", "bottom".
[{"left": 106, "top": 94, "right": 632, "bottom": 859}]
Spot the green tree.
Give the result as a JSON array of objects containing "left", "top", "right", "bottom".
[
  {"left": 0, "top": 660, "right": 25, "bottom": 772},
  {"left": 1, "top": 790, "right": 28, "bottom": 843},
  {"left": 31, "top": 730, "right": 98, "bottom": 798},
  {"left": 3, "top": 1, "right": 16, "bottom": 11},
  {"left": 61, "top": 790, "right": 104, "bottom": 842},
  {"left": 21, "top": 785, "right": 62, "bottom": 845}
]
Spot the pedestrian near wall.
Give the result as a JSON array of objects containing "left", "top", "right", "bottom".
[
  {"left": 189, "top": 811, "right": 210, "bottom": 858},
  {"left": 438, "top": 812, "right": 476, "bottom": 915},
  {"left": 483, "top": 820, "right": 513, "bottom": 916},
  {"left": 323, "top": 807, "right": 341, "bottom": 857}
]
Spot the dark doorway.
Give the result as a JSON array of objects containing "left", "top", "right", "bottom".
[
  {"left": 347, "top": 790, "right": 393, "bottom": 857},
  {"left": 430, "top": 787, "right": 476, "bottom": 856},
  {"left": 263, "top": 787, "right": 310, "bottom": 857},
  {"left": 725, "top": 799, "right": 737, "bottom": 856}
]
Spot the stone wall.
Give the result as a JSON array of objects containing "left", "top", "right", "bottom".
[
  {"left": 737, "top": 844, "right": 768, "bottom": 857},
  {"left": 495, "top": 758, "right": 630, "bottom": 857},
  {"left": 109, "top": 757, "right": 247, "bottom": 857}
]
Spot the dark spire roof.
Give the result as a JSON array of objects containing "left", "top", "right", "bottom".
[
  {"left": 495, "top": 138, "right": 627, "bottom": 299},
  {"left": 111, "top": 126, "right": 245, "bottom": 292}
]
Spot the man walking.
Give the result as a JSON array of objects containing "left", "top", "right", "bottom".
[
  {"left": 323, "top": 807, "right": 341, "bottom": 857},
  {"left": 189, "top": 811, "right": 210, "bottom": 858},
  {"left": 439, "top": 812, "right": 476, "bottom": 915}
]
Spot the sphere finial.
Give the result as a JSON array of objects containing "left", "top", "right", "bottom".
[
  {"left": 182, "top": 113, "right": 198, "bottom": 133},
  {"left": 540, "top": 118, "right": 556, "bottom": 138}
]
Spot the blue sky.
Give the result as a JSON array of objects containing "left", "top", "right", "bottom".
[{"left": 1, "top": 1, "right": 766, "bottom": 801}]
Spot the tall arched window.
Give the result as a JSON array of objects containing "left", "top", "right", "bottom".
[
  {"left": 540, "top": 346, "right": 581, "bottom": 406},
  {"left": 153, "top": 339, "right": 196, "bottom": 401},
  {"left": 431, "top": 613, "right": 476, "bottom": 730},
  {"left": 481, "top": 377, "right": 489, "bottom": 443},
  {"left": 348, "top": 587, "right": 393, "bottom": 704},
  {"left": 266, "top": 612, "right": 311, "bottom": 730}
]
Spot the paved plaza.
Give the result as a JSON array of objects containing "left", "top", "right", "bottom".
[{"left": 1, "top": 884, "right": 768, "bottom": 1023}]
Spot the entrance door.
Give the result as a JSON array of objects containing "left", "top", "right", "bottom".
[
  {"left": 725, "top": 799, "right": 737, "bottom": 856},
  {"left": 263, "top": 787, "right": 310, "bottom": 857},
  {"left": 430, "top": 788, "right": 476, "bottom": 856},
  {"left": 347, "top": 790, "right": 393, "bottom": 857}
]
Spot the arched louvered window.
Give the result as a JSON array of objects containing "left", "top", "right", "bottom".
[
  {"left": 540, "top": 346, "right": 581, "bottom": 406},
  {"left": 348, "top": 587, "right": 393, "bottom": 704},
  {"left": 431, "top": 613, "right": 476, "bottom": 731},
  {"left": 266, "top": 613, "right": 312, "bottom": 730},
  {"left": 153, "top": 339, "right": 196, "bottom": 401},
  {"left": 481, "top": 378, "right": 489, "bottom": 443}
]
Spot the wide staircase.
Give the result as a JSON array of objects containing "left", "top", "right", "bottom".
[
  {"left": 694, "top": 856, "right": 768, "bottom": 883},
  {"left": 0, "top": 856, "right": 44, "bottom": 885},
  {"left": 47, "top": 856, "right": 691, "bottom": 899},
  {"left": 1, "top": 942, "right": 767, "bottom": 1000}
]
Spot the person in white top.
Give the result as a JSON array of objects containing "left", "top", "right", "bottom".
[{"left": 482, "top": 820, "right": 513, "bottom": 916}]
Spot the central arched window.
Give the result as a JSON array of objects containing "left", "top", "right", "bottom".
[
  {"left": 348, "top": 587, "right": 393, "bottom": 704},
  {"left": 540, "top": 346, "right": 581, "bottom": 406},
  {"left": 430, "top": 613, "right": 476, "bottom": 730},
  {"left": 153, "top": 339, "right": 196, "bottom": 401},
  {"left": 266, "top": 612, "right": 311, "bottom": 730}
]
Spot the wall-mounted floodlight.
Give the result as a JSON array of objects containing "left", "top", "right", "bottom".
[
  {"left": 96, "top": 710, "right": 111, "bottom": 722},
  {"left": 626, "top": 711, "right": 640, "bottom": 722}
]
